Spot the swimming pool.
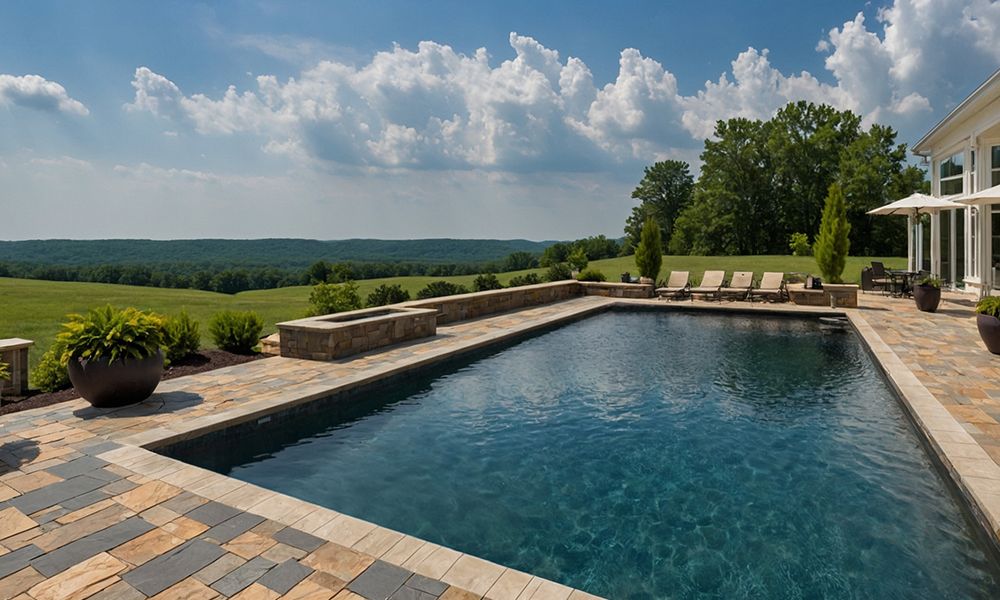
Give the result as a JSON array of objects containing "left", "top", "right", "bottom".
[{"left": 174, "top": 311, "right": 1000, "bottom": 598}]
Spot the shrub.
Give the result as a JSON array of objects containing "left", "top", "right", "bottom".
[
  {"left": 916, "top": 276, "right": 942, "bottom": 288},
  {"left": 31, "top": 340, "right": 71, "bottom": 392},
  {"left": 567, "top": 247, "right": 589, "bottom": 272},
  {"left": 366, "top": 283, "right": 410, "bottom": 307},
  {"left": 507, "top": 273, "right": 542, "bottom": 287},
  {"left": 416, "top": 281, "right": 469, "bottom": 299},
  {"left": 545, "top": 263, "right": 573, "bottom": 282},
  {"left": 473, "top": 273, "right": 503, "bottom": 292},
  {"left": 164, "top": 311, "right": 201, "bottom": 362},
  {"left": 814, "top": 183, "right": 851, "bottom": 284},
  {"left": 789, "top": 232, "right": 811, "bottom": 256},
  {"left": 976, "top": 296, "right": 1000, "bottom": 319},
  {"left": 209, "top": 311, "right": 264, "bottom": 354},
  {"left": 576, "top": 269, "right": 607, "bottom": 282},
  {"left": 58, "top": 305, "right": 166, "bottom": 363},
  {"left": 635, "top": 216, "right": 663, "bottom": 280},
  {"left": 308, "top": 281, "right": 362, "bottom": 315},
  {"left": 0, "top": 360, "right": 9, "bottom": 382}
]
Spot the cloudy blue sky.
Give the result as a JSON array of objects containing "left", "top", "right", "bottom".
[{"left": 2, "top": 0, "right": 999, "bottom": 241}]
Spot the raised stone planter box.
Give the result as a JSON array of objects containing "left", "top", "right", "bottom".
[
  {"left": 580, "top": 281, "right": 654, "bottom": 298},
  {"left": 278, "top": 307, "right": 438, "bottom": 361},
  {"left": 0, "top": 338, "right": 33, "bottom": 396},
  {"left": 787, "top": 283, "right": 859, "bottom": 308}
]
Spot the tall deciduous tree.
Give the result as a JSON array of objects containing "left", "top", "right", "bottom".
[
  {"left": 837, "top": 124, "right": 926, "bottom": 255},
  {"left": 624, "top": 160, "right": 694, "bottom": 251},
  {"left": 635, "top": 217, "right": 663, "bottom": 281},
  {"left": 814, "top": 183, "right": 851, "bottom": 283}
]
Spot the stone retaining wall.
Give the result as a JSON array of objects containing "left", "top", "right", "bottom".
[
  {"left": 403, "top": 280, "right": 654, "bottom": 324},
  {"left": 787, "top": 283, "right": 859, "bottom": 308},
  {"left": 277, "top": 307, "right": 438, "bottom": 360},
  {"left": 278, "top": 281, "right": 653, "bottom": 360},
  {"left": 0, "top": 338, "right": 32, "bottom": 396}
]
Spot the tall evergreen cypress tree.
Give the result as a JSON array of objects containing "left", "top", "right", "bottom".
[
  {"left": 814, "top": 183, "right": 851, "bottom": 284},
  {"left": 635, "top": 217, "right": 663, "bottom": 281}
]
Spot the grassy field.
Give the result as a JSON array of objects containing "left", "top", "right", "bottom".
[{"left": 1, "top": 254, "right": 904, "bottom": 365}]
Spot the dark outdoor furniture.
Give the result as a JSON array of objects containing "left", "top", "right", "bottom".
[
  {"left": 861, "top": 267, "right": 874, "bottom": 293},
  {"left": 870, "top": 262, "right": 890, "bottom": 294},
  {"left": 887, "top": 270, "right": 918, "bottom": 297}
]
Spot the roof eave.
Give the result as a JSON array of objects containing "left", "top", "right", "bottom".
[{"left": 912, "top": 67, "right": 1000, "bottom": 156}]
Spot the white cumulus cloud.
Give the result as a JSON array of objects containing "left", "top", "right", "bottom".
[
  {"left": 123, "top": 2, "right": 1000, "bottom": 173},
  {"left": 0, "top": 73, "right": 88, "bottom": 116}
]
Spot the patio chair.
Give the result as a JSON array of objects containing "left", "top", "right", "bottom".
[
  {"left": 690, "top": 271, "right": 725, "bottom": 301},
  {"left": 870, "top": 262, "right": 889, "bottom": 295},
  {"left": 719, "top": 271, "right": 754, "bottom": 301},
  {"left": 749, "top": 272, "right": 788, "bottom": 303},
  {"left": 656, "top": 271, "right": 690, "bottom": 300}
]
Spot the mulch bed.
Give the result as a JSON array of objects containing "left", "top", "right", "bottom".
[{"left": 0, "top": 350, "right": 266, "bottom": 416}]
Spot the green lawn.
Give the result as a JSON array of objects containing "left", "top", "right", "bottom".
[{"left": 0, "top": 254, "right": 904, "bottom": 366}]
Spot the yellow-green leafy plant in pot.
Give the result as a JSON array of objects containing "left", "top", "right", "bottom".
[{"left": 60, "top": 305, "right": 167, "bottom": 408}]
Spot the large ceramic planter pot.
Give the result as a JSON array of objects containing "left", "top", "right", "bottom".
[
  {"left": 68, "top": 351, "right": 164, "bottom": 408},
  {"left": 977, "top": 314, "right": 1000, "bottom": 355},
  {"left": 913, "top": 284, "right": 941, "bottom": 312}
]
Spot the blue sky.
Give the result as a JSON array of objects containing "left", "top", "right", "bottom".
[{"left": 1, "top": 1, "right": 998, "bottom": 240}]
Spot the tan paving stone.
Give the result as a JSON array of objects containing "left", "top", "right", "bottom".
[
  {"left": 440, "top": 587, "right": 483, "bottom": 600},
  {"left": 148, "top": 577, "right": 220, "bottom": 600},
  {"left": 223, "top": 530, "right": 278, "bottom": 559},
  {"left": 331, "top": 590, "right": 367, "bottom": 600},
  {"left": 351, "top": 527, "right": 404, "bottom": 558},
  {"left": 112, "top": 480, "right": 181, "bottom": 512},
  {"left": 0, "top": 507, "right": 37, "bottom": 541},
  {"left": 81, "top": 579, "right": 145, "bottom": 600},
  {"left": 411, "top": 545, "right": 463, "bottom": 580},
  {"left": 27, "top": 551, "right": 127, "bottom": 600},
  {"left": 486, "top": 569, "right": 533, "bottom": 600},
  {"left": 162, "top": 515, "right": 211, "bottom": 539},
  {"left": 260, "top": 541, "right": 306, "bottom": 562},
  {"left": 443, "top": 555, "right": 505, "bottom": 597},
  {"left": 231, "top": 582, "right": 281, "bottom": 599},
  {"left": 55, "top": 498, "right": 118, "bottom": 525},
  {"left": 139, "top": 504, "right": 182, "bottom": 526},
  {"left": 0, "top": 566, "right": 45, "bottom": 599},
  {"left": 110, "top": 527, "right": 185, "bottom": 566},
  {"left": 2, "top": 471, "right": 62, "bottom": 493},
  {"left": 312, "top": 514, "right": 376, "bottom": 548},
  {"left": 305, "top": 570, "right": 347, "bottom": 594},
  {"left": 0, "top": 482, "right": 20, "bottom": 502},
  {"left": 282, "top": 577, "right": 337, "bottom": 600},
  {"left": 302, "top": 542, "right": 374, "bottom": 582}
]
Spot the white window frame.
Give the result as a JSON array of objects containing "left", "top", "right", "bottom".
[{"left": 938, "top": 150, "right": 964, "bottom": 196}]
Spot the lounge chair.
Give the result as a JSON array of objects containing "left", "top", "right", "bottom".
[
  {"left": 690, "top": 270, "right": 724, "bottom": 301},
  {"left": 719, "top": 271, "right": 753, "bottom": 301},
  {"left": 749, "top": 272, "right": 787, "bottom": 302},
  {"left": 656, "top": 271, "right": 690, "bottom": 300}
]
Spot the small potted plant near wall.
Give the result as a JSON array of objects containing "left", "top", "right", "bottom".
[
  {"left": 975, "top": 296, "right": 1000, "bottom": 355},
  {"left": 913, "top": 276, "right": 942, "bottom": 312},
  {"left": 60, "top": 305, "right": 167, "bottom": 408}
]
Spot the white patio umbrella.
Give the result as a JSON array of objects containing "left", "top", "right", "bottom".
[
  {"left": 867, "top": 193, "right": 963, "bottom": 273},
  {"left": 954, "top": 183, "right": 1000, "bottom": 206},
  {"left": 866, "top": 192, "right": 963, "bottom": 215}
]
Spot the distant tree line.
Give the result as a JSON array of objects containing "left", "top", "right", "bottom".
[
  {"left": 0, "top": 236, "right": 619, "bottom": 294},
  {"left": 624, "top": 101, "right": 928, "bottom": 257}
]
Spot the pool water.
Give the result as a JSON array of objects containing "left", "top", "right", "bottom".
[{"left": 180, "top": 311, "right": 1000, "bottom": 598}]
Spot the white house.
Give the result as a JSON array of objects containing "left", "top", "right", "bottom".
[{"left": 913, "top": 68, "right": 1000, "bottom": 295}]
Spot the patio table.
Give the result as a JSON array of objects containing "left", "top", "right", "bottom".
[{"left": 887, "top": 270, "right": 918, "bottom": 297}]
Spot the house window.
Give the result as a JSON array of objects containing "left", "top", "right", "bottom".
[
  {"left": 939, "top": 151, "right": 964, "bottom": 195},
  {"left": 992, "top": 145, "right": 1000, "bottom": 187}
]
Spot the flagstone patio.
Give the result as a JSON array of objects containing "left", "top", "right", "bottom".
[{"left": 1, "top": 291, "right": 999, "bottom": 599}]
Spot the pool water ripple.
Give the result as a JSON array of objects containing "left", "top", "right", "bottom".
[{"left": 182, "top": 311, "right": 1000, "bottom": 599}]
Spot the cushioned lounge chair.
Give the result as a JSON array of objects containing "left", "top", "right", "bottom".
[
  {"left": 719, "top": 271, "right": 753, "bottom": 301},
  {"left": 690, "top": 270, "right": 725, "bottom": 301},
  {"left": 749, "top": 272, "right": 787, "bottom": 302},
  {"left": 656, "top": 271, "right": 690, "bottom": 300}
]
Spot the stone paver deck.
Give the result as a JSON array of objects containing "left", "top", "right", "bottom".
[{"left": 1, "top": 291, "right": 999, "bottom": 599}]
